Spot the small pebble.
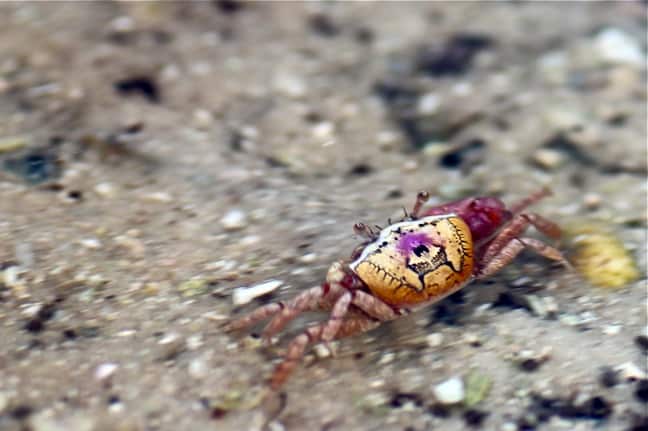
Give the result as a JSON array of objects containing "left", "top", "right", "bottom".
[
  {"left": 23, "top": 304, "right": 42, "bottom": 318},
  {"left": 616, "top": 362, "right": 647, "bottom": 381},
  {"left": 537, "top": 50, "right": 568, "bottom": 83},
  {"left": 516, "top": 347, "right": 552, "bottom": 372},
  {"left": 299, "top": 253, "right": 318, "bottom": 264},
  {"left": 114, "top": 235, "right": 145, "bottom": 258},
  {"left": 433, "top": 376, "right": 464, "bottom": 404},
  {"left": 221, "top": 209, "right": 248, "bottom": 231},
  {"left": 463, "top": 332, "right": 481, "bottom": 347},
  {"left": 532, "top": 148, "right": 564, "bottom": 170},
  {"left": 311, "top": 122, "right": 335, "bottom": 140},
  {"left": 426, "top": 332, "right": 443, "bottom": 348},
  {"left": 178, "top": 279, "right": 208, "bottom": 297},
  {"left": 79, "top": 238, "right": 102, "bottom": 249},
  {"left": 543, "top": 106, "right": 585, "bottom": 131},
  {"left": 599, "top": 366, "right": 619, "bottom": 388},
  {"left": 108, "top": 401, "right": 124, "bottom": 414},
  {"left": 582, "top": 193, "right": 602, "bottom": 210},
  {"left": 402, "top": 159, "right": 419, "bottom": 172},
  {"left": 525, "top": 294, "right": 547, "bottom": 317},
  {"left": 602, "top": 324, "right": 622, "bottom": 335},
  {"left": 205, "top": 259, "right": 237, "bottom": 272},
  {"left": 232, "top": 279, "right": 283, "bottom": 305},
  {"left": 108, "top": 15, "right": 136, "bottom": 33},
  {"left": 159, "top": 332, "right": 185, "bottom": 360},
  {"left": 193, "top": 109, "right": 213, "bottom": 129},
  {"left": 94, "top": 182, "right": 116, "bottom": 198},
  {"left": 0, "top": 136, "right": 27, "bottom": 153},
  {"left": 3, "top": 266, "right": 23, "bottom": 289},
  {"left": 188, "top": 358, "right": 208, "bottom": 378},
  {"left": 143, "top": 191, "right": 173, "bottom": 203},
  {"left": 313, "top": 343, "right": 335, "bottom": 359},
  {"left": 362, "top": 392, "right": 389, "bottom": 410},
  {"left": 95, "top": 363, "right": 118, "bottom": 381},
  {"left": 376, "top": 130, "right": 400, "bottom": 150},
  {"left": 159, "top": 332, "right": 180, "bottom": 345},
  {"left": 273, "top": 73, "right": 306, "bottom": 98},
  {"left": 594, "top": 28, "right": 645, "bottom": 66},
  {"left": 543, "top": 296, "right": 559, "bottom": 317},
  {"left": 116, "top": 329, "right": 135, "bottom": 337},
  {"left": 378, "top": 352, "right": 395, "bottom": 365},
  {"left": 417, "top": 92, "right": 441, "bottom": 115},
  {"left": 186, "top": 334, "right": 204, "bottom": 350}
]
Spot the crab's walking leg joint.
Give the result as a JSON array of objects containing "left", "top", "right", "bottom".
[
  {"left": 480, "top": 212, "right": 562, "bottom": 266},
  {"left": 351, "top": 290, "right": 400, "bottom": 321},
  {"left": 520, "top": 213, "right": 562, "bottom": 239},
  {"left": 321, "top": 291, "right": 352, "bottom": 341},
  {"left": 261, "top": 283, "right": 342, "bottom": 339},
  {"left": 478, "top": 237, "right": 568, "bottom": 278},
  {"left": 269, "top": 315, "right": 380, "bottom": 390},
  {"left": 226, "top": 283, "right": 340, "bottom": 337},
  {"left": 225, "top": 303, "right": 285, "bottom": 332}
]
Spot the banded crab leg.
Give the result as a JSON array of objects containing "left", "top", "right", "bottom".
[
  {"left": 225, "top": 283, "right": 342, "bottom": 337},
  {"left": 509, "top": 187, "right": 552, "bottom": 214},
  {"left": 477, "top": 236, "right": 569, "bottom": 279},
  {"left": 479, "top": 212, "right": 563, "bottom": 266},
  {"left": 269, "top": 313, "right": 380, "bottom": 390},
  {"left": 226, "top": 261, "right": 358, "bottom": 340}
]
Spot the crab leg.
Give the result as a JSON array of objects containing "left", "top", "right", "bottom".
[
  {"left": 225, "top": 302, "right": 285, "bottom": 332},
  {"left": 322, "top": 291, "right": 353, "bottom": 341},
  {"left": 521, "top": 213, "right": 562, "bottom": 239},
  {"left": 269, "top": 314, "right": 380, "bottom": 390},
  {"left": 480, "top": 213, "right": 561, "bottom": 265},
  {"left": 226, "top": 284, "right": 338, "bottom": 334},
  {"left": 509, "top": 187, "right": 551, "bottom": 214},
  {"left": 260, "top": 283, "right": 343, "bottom": 339},
  {"left": 477, "top": 237, "right": 568, "bottom": 278},
  {"left": 351, "top": 290, "right": 400, "bottom": 321}
]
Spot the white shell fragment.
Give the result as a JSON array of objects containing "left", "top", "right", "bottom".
[
  {"left": 594, "top": 28, "right": 645, "bottom": 66},
  {"left": 273, "top": 72, "right": 306, "bottom": 98},
  {"left": 220, "top": 209, "right": 248, "bottom": 231},
  {"left": 95, "top": 363, "right": 118, "bottom": 381},
  {"left": 232, "top": 280, "right": 283, "bottom": 306},
  {"left": 615, "top": 361, "right": 646, "bottom": 381},
  {"left": 433, "top": 376, "right": 465, "bottom": 404}
]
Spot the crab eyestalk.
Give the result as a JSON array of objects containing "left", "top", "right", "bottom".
[{"left": 411, "top": 190, "right": 430, "bottom": 218}]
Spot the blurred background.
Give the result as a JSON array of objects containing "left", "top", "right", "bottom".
[{"left": 0, "top": 2, "right": 646, "bottom": 431}]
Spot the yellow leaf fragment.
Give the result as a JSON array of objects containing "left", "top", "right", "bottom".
[{"left": 570, "top": 227, "right": 640, "bottom": 288}]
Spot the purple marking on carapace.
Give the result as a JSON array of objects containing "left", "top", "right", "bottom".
[{"left": 396, "top": 232, "right": 434, "bottom": 257}]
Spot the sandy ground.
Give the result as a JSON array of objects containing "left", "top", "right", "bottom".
[{"left": 0, "top": 2, "right": 646, "bottom": 431}]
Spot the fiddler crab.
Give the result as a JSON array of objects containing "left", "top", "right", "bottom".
[{"left": 226, "top": 188, "right": 569, "bottom": 390}]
